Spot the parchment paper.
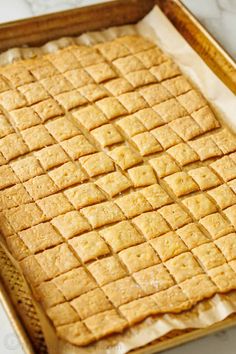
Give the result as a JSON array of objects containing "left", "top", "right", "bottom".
[{"left": 1, "top": 5, "right": 236, "bottom": 354}]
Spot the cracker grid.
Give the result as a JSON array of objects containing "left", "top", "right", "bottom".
[{"left": 0, "top": 35, "right": 236, "bottom": 347}]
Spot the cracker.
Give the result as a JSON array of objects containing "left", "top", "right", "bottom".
[
  {"left": 115, "top": 192, "right": 152, "bottom": 218},
  {"left": 118, "top": 92, "right": 148, "bottom": 113},
  {"left": 35, "top": 144, "right": 69, "bottom": 170},
  {"left": 80, "top": 152, "right": 114, "bottom": 177},
  {"left": 10, "top": 107, "right": 41, "bottom": 130},
  {"left": 208, "top": 264, "right": 236, "bottom": 292},
  {"left": 47, "top": 302, "right": 79, "bottom": 326},
  {"left": 149, "top": 153, "right": 180, "bottom": 178},
  {"left": 0, "top": 114, "right": 13, "bottom": 138},
  {"left": 91, "top": 124, "right": 123, "bottom": 147},
  {"left": 36, "top": 193, "right": 73, "bottom": 219},
  {"left": 191, "top": 106, "right": 220, "bottom": 132},
  {"left": 169, "top": 116, "right": 202, "bottom": 140},
  {"left": 64, "top": 183, "right": 105, "bottom": 209},
  {"left": 179, "top": 275, "right": 217, "bottom": 304},
  {"left": 61, "top": 135, "right": 97, "bottom": 160},
  {"left": 100, "top": 221, "right": 144, "bottom": 252},
  {"left": 139, "top": 84, "right": 172, "bottom": 106},
  {"left": 49, "top": 162, "right": 87, "bottom": 189},
  {"left": 132, "top": 132, "right": 162, "bottom": 156},
  {"left": 168, "top": 143, "right": 199, "bottom": 166},
  {"left": 85, "top": 63, "right": 116, "bottom": 83},
  {"left": 109, "top": 146, "right": 142, "bottom": 170},
  {"left": 73, "top": 106, "right": 107, "bottom": 131},
  {"left": 150, "top": 61, "right": 180, "bottom": 81},
  {"left": 188, "top": 166, "right": 221, "bottom": 191},
  {"left": 152, "top": 285, "right": 190, "bottom": 313},
  {"left": 140, "top": 184, "right": 172, "bottom": 209},
  {"left": 135, "top": 108, "right": 164, "bottom": 130},
  {"left": 164, "top": 172, "right": 199, "bottom": 197},
  {"left": 133, "top": 264, "right": 174, "bottom": 295},
  {"left": 0, "top": 165, "right": 19, "bottom": 190},
  {"left": 116, "top": 115, "right": 146, "bottom": 137},
  {"left": 18, "top": 82, "right": 49, "bottom": 105},
  {"left": 119, "top": 243, "right": 160, "bottom": 273},
  {"left": 153, "top": 98, "right": 187, "bottom": 122},
  {"left": 120, "top": 296, "right": 158, "bottom": 325},
  {"left": 81, "top": 201, "right": 125, "bottom": 229},
  {"left": 0, "top": 133, "right": 28, "bottom": 162},
  {"left": 21, "top": 125, "right": 54, "bottom": 151},
  {"left": 215, "top": 233, "right": 236, "bottom": 262},
  {"left": 133, "top": 211, "right": 170, "bottom": 239},
  {"left": 192, "top": 243, "right": 226, "bottom": 270},
  {"left": 176, "top": 223, "right": 209, "bottom": 249},
  {"left": 183, "top": 194, "right": 217, "bottom": 219},
  {"left": 212, "top": 129, "right": 236, "bottom": 154},
  {"left": 96, "top": 97, "right": 127, "bottom": 120},
  {"left": 200, "top": 213, "right": 234, "bottom": 239},
  {"left": 95, "top": 171, "right": 132, "bottom": 197},
  {"left": 128, "top": 165, "right": 157, "bottom": 187},
  {"left": 211, "top": 156, "right": 236, "bottom": 182},
  {"left": 33, "top": 98, "right": 64, "bottom": 122},
  {"left": 151, "top": 125, "right": 182, "bottom": 150},
  {"left": 103, "top": 77, "right": 133, "bottom": 96},
  {"left": 208, "top": 184, "right": 236, "bottom": 210},
  {"left": 189, "top": 137, "right": 222, "bottom": 161},
  {"left": 52, "top": 211, "right": 90, "bottom": 239},
  {"left": 159, "top": 203, "right": 192, "bottom": 229},
  {"left": 69, "top": 231, "right": 110, "bottom": 262},
  {"left": 11, "top": 156, "right": 43, "bottom": 182},
  {"left": 45, "top": 116, "right": 80, "bottom": 142},
  {"left": 150, "top": 232, "right": 187, "bottom": 261},
  {"left": 177, "top": 90, "right": 206, "bottom": 113}
]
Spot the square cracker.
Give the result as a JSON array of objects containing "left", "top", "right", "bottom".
[
  {"left": 36, "top": 193, "right": 73, "bottom": 219},
  {"left": 167, "top": 143, "right": 199, "bottom": 166},
  {"left": 80, "top": 152, "right": 114, "bottom": 177},
  {"left": 35, "top": 281, "right": 65, "bottom": 308},
  {"left": 135, "top": 108, "right": 164, "bottom": 130},
  {"left": 211, "top": 129, "right": 236, "bottom": 154},
  {"left": 177, "top": 90, "right": 206, "bottom": 113},
  {"left": 6, "top": 234, "right": 30, "bottom": 261},
  {"left": 132, "top": 132, "right": 162, "bottom": 156},
  {"left": 21, "top": 125, "right": 54, "bottom": 151},
  {"left": 100, "top": 220, "right": 144, "bottom": 252},
  {"left": 176, "top": 223, "right": 210, "bottom": 249},
  {"left": 165, "top": 252, "right": 203, "bottom": 283},
  {"left": 0, "top": 184, "right": 31, "bottom": 211},
  {"left": 215, "top": 233, "right": 236, "bottom": 262},
  {"left": 33, "top": 98, "right": 64, "bottom": 122},
  {"left": 119, "top": 296, "right": 158, "bottom": 325},
  {"left": 73, "top": 106, "right": 107, "bottom": 131},
  {"left": 125, "top": 69, "right": 156, "bottom": 88},
  {"left": 81, "top": 201, "right": 125, "bottom": 229},
  {"left": 153, "top": 98, "right": 187, "bottom": 122},
  {"left": 188, "top": 166, "right": 221, "bottom": 191},
  {"left": 133, "top": 211, "right": 170, "bottom": 239},
  {"left": 64, "top": 183, "right": 105, "bottom": 209},
  {"left": 189, "top": 137, "right": 222, "bottom": 161},
  {"left": 139, "top": 83, "right": 172, "bottom": 106},
  {"left": 0, "top": 133, "right": 28, "bottom": 162},
  {"left": 179, "top": 274, "right": 217, "bottom": 304},
  {"left": 208, "top": 184, "right": 236, "bottom": 210},
  {"left": 162, "top": 75, "right": 192, "bottom": 96},
  {"left": 53, "top": 267, "right": 96, "bottom": 300},
  {"left": 40, "top": 75, "right": 73, "bottom": 96},
  {"left": 164, "top": 172, "right": 199, "bottom": 197},
  {"left": 57, "top": 321, "right": 94, "bottom": 346},
  {"left": 128, "top": 165, "right": 157, "bottom": 187},
  {"left": 151, "top": 125, "right": 182, "bottom": 150},
  {"left": 71, "top": 288, "right": 112, "bottom": 320},
  {"left": 69, "top": 231, "right": 110, "bottom": 263},
  {"left": 135, "top": 47, "right": 166, "bottom": 68},
  {"left": 84, "top": 309, "right": 127, "bottom": 340},
  {"left": 18, "top": 82, "right": 49, "bottom": 105},
  {"left": 119, "top": 243, "right": 160, "bottom": 273},
  {"left": 61, "top": 135, "right": 97, "bottom": 160},
  {"left": 78, "top": 83, "right": 108, "bottom": 102},
  {"left": 88, "top": 256, "right": 127, "bottom": 286},
  {"left": 91, "top": 124, "right": 123, "bottom": 147},
  {"left": 23, "top": 174, "right": 58, "bottom": 200},
  {"left": 117, "top": 92, "right": 147, "bottom": 113},
  {"left": 200, "top": 213, "right": 234, "bottom": 240},
  {"left": 95, "top": 171, "right": 132, "bottom": 197},
  {"left": 133, "top": 264, "right": 175, "bottom": 295},
  {"left": 35, "top": 243, "right": 79, "bottom": 280},
  {"left": 55, "top": 90, "right": 87, "bottom": 110},
  {"left": 45, "top": 116, "right": 80, "bottom": 142},
  {"left": 159, "top": 203, "right": 192, "bottom": 229},
  {"left": 10, "top": 107, "right": 41, "bottom": 130},
  {"left": 169, "top": 116, "right": 202, "bottom": 140},
  {"left": 49, "top": 162, "right": 87, "bottom": 189},
  {"left": 19, "top": 222, "right": 62, "bottom": 254},
  {"left": 10, "top": 156, "right": 43, "bottom": 182},
  {"left": 0, "top": 165, "right": 19, "bottom": 190},
  {"left": 46, "top": 302, "right": 79, "bottom": 326},
  {"left": 150, "top": 61, "right": 180, "bottom": 81},
  {"left": 192, "top": 243, "right": 226, "bottom": 270},
  {"left": 0, "top": 90, "right": 26, "bottom": 110},
  {"left": 116, "top": 115, "right": 146, "bottom": 138},
  {"left": 64, "top": 68, "right": 93, "bottom": 88},
  {"left": 96, "top": 97, "right": 127, "bottom": 120},
  {"left": 150, "top": 154, "right": 180, "bottom": 178},
  {"left": 183, "top": 194, "right": 217, "bottom": 219},
  {"left": 4, "top": 202, "right": 44, "bottom": 232},
  {"left": 109, "top": 146, "right": 142, "bottom": 170},
  {"left": 104, "top": 77, "right": 133, "bottom": 96},
  {"left": 115, "top": 192, "right": 152, "bottom": 218},
  {"left": 208, "top": 263, "right": 236, "bottom": 292},
  {"left": 211, "top": 156, "right": 236, "bottom": 182},
  {"left": 140, "top": 184, "right": 172, "bottom": 209},
  {"left": 152, "top": 285, "right": 190, "bottom": 313},
  {"left": 96, "top": 40, "right": 130, "bottom": 61},
  {"left": 85, "top": 63, "right": 116, "bottom": 83},
  {"left": 34, "top": 144, "right": 69, "bottom": 170},
  {"left": 102, "top": 276, "right": 144, "bottom": 306},
  {"left": 51, "top": 211, "right": 90, "bottom": 239},
  {"left": 113, "top": 55, "right": 145, "bottom": 74},
  {"left": 191, "top": 106, "right": 220, "bottom": 132},
  {"left": 150, "top": 231, "right": 187, "bottom": 261}
]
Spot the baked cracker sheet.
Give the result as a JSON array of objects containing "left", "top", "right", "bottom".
[{"left": 0, "top": 5, "right": 236, "bottom": 354}]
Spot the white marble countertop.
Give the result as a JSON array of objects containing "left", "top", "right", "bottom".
[{"left": 0, "top": 0, "right": 236, "bottom": 353}]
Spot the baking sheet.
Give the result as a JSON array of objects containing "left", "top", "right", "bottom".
[{"left": 0, "top": 4, "right": 236, "bottom": 354}]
